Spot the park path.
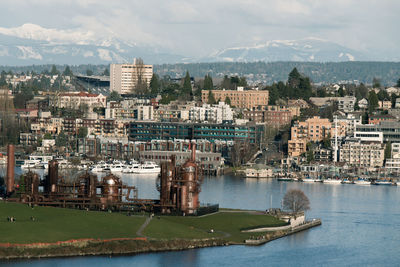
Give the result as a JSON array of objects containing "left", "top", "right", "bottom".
[{"left": 136, "top": 216, "right": 153, "bottom": 237}]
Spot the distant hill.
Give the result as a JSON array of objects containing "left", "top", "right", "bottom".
[
  {"left": 155, "top": 61, "right": 400, "bottom": 86},
  {"left": 0, "top": 62, "right": 399, "bottom": 86}
]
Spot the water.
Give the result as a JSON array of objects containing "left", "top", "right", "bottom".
[{"left": 4, "top": 172, "right": 400, "bottom": 266}]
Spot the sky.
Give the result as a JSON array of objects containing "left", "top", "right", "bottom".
[{"left": 0, "top": 0, "right": 398, "bottom": 58}]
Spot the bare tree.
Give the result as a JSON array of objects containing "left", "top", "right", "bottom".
[
  {"left": 282, "top": 189, "right": 310, "bottom": 213},
  {"left": 230, "top": 140, "right": 258, "bottom": 167},
  {"left": 132, "top": 58, "right": 149, "bottom": 95}
]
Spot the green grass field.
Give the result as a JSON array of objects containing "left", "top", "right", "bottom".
[
  {"left": 0, "top": 202, "right": 146, "bottom": 243},
  {"left": 0, "top": 202, "right": 287, "bottom": 244},
  {"left": 144, "top": 212, "right": 287, "bottom": 242}
]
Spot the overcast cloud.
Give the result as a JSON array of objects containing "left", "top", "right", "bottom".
[{"left": 0, "top": 0, "right": 398, "bottom": 58}]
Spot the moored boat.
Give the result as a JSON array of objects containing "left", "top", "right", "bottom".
[
  {"left": 323, "top": 179, "right": 342, "bottom": 184},
  {"left": 132, "top": 161, "right": 161, "bottom": 174},
  {"left": 354, "top": 178, "right": 371, "bottom": 185}
]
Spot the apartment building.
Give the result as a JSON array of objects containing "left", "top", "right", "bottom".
[
  {"left": 339, "top": 138, "right": 384, "bottom": 167},
  {"left": 368, "top": 114, "right": 396, "bottom": 125},
  {"left": 201, "top": 88, "right": 269, "bottom": 109},
  {"left": 128, "top": 121, "right": 263, "bottom": 144},
  {"left": 110, "top": 61, "right": 153, "bottom": 95},
  {"left": 105, "top": 101, "right": 154, "bottom": 121},
  {"left": 291, "top": 116, "right": 332, "bottom": 142},
  {"left": 288, "top": 139, "right": 307, "bottom": 157},
  {"left": 54, "top": 91, "right": 106, "bottom": 109},
  {"left": 309, "top": 96, "right": 356, "bottom": 113},
  {"left": 189, "top": 102, "right": 233, "bottom": 123}
]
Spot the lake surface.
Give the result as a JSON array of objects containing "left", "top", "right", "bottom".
[{"left": 4, "top": 170, "right": 400, "bottom": 266}]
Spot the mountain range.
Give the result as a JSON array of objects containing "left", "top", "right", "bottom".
[{"left": 0, "top": 23, "right": 389, "bottom": 65}]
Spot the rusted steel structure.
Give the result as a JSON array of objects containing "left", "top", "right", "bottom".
[
  {"left": 18, "top": 162, "right": 155, "bottom": 211},
  {"left": 7, "top": 142, "right": 205, "bottom": 215},
  {"left": 158, "top": 143, "right": 202, "bottom": 215},
  {"left": 6, "top": 144, "right": 15, "bottom": 196}
]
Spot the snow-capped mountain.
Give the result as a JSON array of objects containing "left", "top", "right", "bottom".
[
  {"left": 0, "top": 24, "right": 186, "bottom": 65},
  {"left": 0, "top": 24, "right": 372, "bottom": 65},
  {"left": 204, "top": 38, "right": 370, "bottom": 62}
]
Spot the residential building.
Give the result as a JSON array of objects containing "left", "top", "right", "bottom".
[
  {"left": 368, "top": 114, "right": 396, "bottom": 125},
  {"left": 105, "top": 101, "right": 154, "bottom": 120},
  {"left": 128, "top": 121, "right": 263, "bottom": 144},
  {"left": 287, "top": 99, "right": 309, "bottom": 109},
  {"left": 110, "top": 60, "right": 153, "bottom": 94},
  {"left": 291, "top": 116, "right": 332, "bottom": 142},
  {"left": 189, "top": 102, "right": 233, "bottom": 123},
  {"left": 54, "top": 91, "right": 106, "bottom": 109},
  {"left": 358, "top": 98, "right": 368, "bottom": 109},
  {"left": 378, "top": 100, "right": 392, "bottom": 110},
  {"left": 309, "top": 96, "right": 356, "bottom": 113},
  {"left": 339, "top": 138, "right": 384, "bottom": 167},
  {"left": 355, "top": 121, "right": 400, "bottom": 143},
  {"left": 201, "top": 88, "right": 269, "bottom": 109},
  {"left": 288, "top": 139, "right": 307, "bottom": 157}
]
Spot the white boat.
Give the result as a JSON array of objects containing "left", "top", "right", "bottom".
[
  {"left": 302, "top": 177, "right": 317, "bottom": 182},
  {"left": 21, "top": 159, "right": 42, "bottom": 169},
  {"left": 91, "top": 161, "right": 110, "bottom": 172},
  {"left": 323, "top": 179, "right": 342, "bottom": 184},
  {"left": 122, "top": 160, "right": 140, "bottom": 173},
  {"left": 341, "top": 179, "right": 354, "bottom": 184},
  {"left": 132, "top": 161, "right": 161, "bottom": 174},
  {"left": 354, "top": 179, "right": 371, "bottom": 185},
  {"left": 374, "top": 180, "right": 392, "bottom": 185},
  {"left": 110, "top": 163, "right": 126, "bottom": 173}
]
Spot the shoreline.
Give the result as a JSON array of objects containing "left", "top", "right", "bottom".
[{"left": 0, "top": 219, "right": 321, "bottom": 260}]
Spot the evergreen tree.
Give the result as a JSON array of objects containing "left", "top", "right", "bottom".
[
  {"left": 56, "top": 131, "right": 67, "bottom": 147},
  {"left": 150, "top": 74, "right": 160, "bottom": 95},
  {"left": 391, "top": 93, "right": 397, "bottom": 108},
  {"left": 288, "top": 68, "right": 301, "bottom": 88},
  {"left": 86, "top": 69, "right": 93, "bottom": 76},
  {"left": 204, "top": 74, "right": 213, "bottom": 90},
  {"left": 207, "top": 91, "right": 216, "bottom": 104},
  {"left": 224, "top": 96, "right": 231, "bottom": 106},
  {"left": 63, "top": 66, "right": 73, "bottom": 76},
  {"left": 397, "top": 78, "right": 400, "bottom": 88},
  {"left": 238, "top": 77, "right": 247, "bottom": 87},
  {"left": 78, "top": 127, "right": 88, "bottom": 138},
  {"left": 221, "top": 75, "right": 231, "bottom": 89},
  {"left": 103, "top": 68, "right": 110, "bottom": 76},
  {"left": 108, "top": 91, "right": 122, "bottom": 102},
  {"left": 372, "top": 77, "right": 381, "bottom": 88},
  {"left": 377, "top": 90, "right": 389, "bottom": 101},
  {"left": 385, "top": 142, "right": 392, "bottom": 160},
  {"left": 182, "top": 71, "right": 192, "bottom": 95},
  {"left": 338, "top": 86, "right": 345, "bottom": 97},
  {"left": 267, "top": 84, "right": 279, "bottom": 105},
  {"left": 368, "top": 91, "right": 379, "bottom": 113},
  {"left": 50, "top": 65, "right": 59, "bottom": 75}
]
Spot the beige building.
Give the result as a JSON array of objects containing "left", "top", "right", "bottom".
[
  {"left": 201, "top": 88, "right": 269, "bottom": 109},
  {"left": 54, "top": 91, "right": 106, "bottom": 110},
  {"left": 288, "top": 139, "right": 307, "bottom": 157},
  {"left": 291, "top": 116, "right": 332, "bottom": 142},
  {"left": 288, "top": 116, "right": 347, "bottom": 157},
  {"left": 110, "top": 60, "right": 153, "bottom": 95},
  {"left": 339, "top": 139, "right": 384, "bottom": 167}
]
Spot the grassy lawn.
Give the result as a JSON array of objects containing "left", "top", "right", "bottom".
[
  {"left": 144, "top": 211, "right": 287, "bottom": 243},
  {"left": 0, "top": 202, "right": 287, "bottom": 245},
  {"left": 0, "top": 202, "right": 146, "bottom": 244}
]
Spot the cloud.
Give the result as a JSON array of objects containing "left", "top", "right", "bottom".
[{"left": 0, "top": 0, "right": 398, "bottom": 58}]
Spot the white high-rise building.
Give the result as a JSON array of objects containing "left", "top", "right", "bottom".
[
  {"left": 189, "top": 102, "right": 233, "bottom": 123},
  {"left": 110, "top": 60, "right": 153, "bottom": 94}
]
